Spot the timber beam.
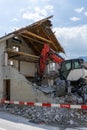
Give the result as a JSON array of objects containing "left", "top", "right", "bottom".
[
  {"left": 6, "top": 48, "right": 39, "bottom": 60},
  {"left": 18, "top": 30, "right": 56, "bottom": 46}
]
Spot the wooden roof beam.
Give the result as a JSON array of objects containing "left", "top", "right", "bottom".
[
  {"left": 9, "top": 57, "right": 38, "bottom": 63},
  {"left": 18, "top": 30, "right": 56, "bottom": 48},
  {"left": 6, "top": 49, "right": 39, "bottom": 59},
  {"left": 20, "top": 34, "right": 43, "bottom": 45},
  {"left": 19, "top": 34, "right": 43, "bottom": 54},
  {"left": 40, "top": 25, "right": 58, "bottom": 50}
]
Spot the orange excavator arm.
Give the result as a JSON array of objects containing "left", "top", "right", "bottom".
[{"left": 38, "top": 44, "right": 64, "bottom": 77}]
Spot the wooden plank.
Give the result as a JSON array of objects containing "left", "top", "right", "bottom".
[
  {"left": 6, "top": 49, "right": 39, "bottom": 59},
  {"left": 9, "top": 57, "right": 38, "bottom": 63},
  {"left": 40, "top": 25, "right": 57, "bottom": 50},
  {"left": 19, "top": 34, "right": 44, "bottom": 45},
  {"left": 20, "top": 34, "right": 42, "bottom": 54},
  {"left": 19, "top": 30, "right": 54, "bottom": 45}
]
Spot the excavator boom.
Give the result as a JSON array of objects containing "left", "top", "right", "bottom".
[{"left": 38, "top": 44, "right": 64, "bottom": 77}]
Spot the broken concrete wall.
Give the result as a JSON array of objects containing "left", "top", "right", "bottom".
[
  {"left": 7, "top": 38, "right": 36, "bottom": 77},
  {"left": 0, "top": 38, "right": 49, "bottom": 102},
  {"left": 9, "top": 67, "right": 36, "bottom": 102},
  {"left": 0, "top": 40, "right": 6, "bottom": 99},
  {"left": 3, "top": 66, "right": 52, "bottom": 102}
]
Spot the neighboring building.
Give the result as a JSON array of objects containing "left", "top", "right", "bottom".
[{"left": 0, "top": 16, "right": 64, "bottom": 101}]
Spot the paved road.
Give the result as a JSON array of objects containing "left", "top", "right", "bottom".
[{"left": 0, "top": 111, "right": 87, "bottom": 130}]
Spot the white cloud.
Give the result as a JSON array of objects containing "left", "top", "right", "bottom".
[
  {"left": 84, "top": 12, "right": 87, "bottom": 16},
  {"left": 10, "top": 26, "right": 20, "bottom": 31},
  {"left": 70, "top": 17, "right": 80, "bottom": 22},
  {"left": 22, "top": 5, "right": 54, "bottom": 21},
  {"left": 11, "top": 18, "right": 19, "bottom": 22},
  {"left": 22, "top": 12, "right": 45, "bottom": 21},
  {"left": 44, "top": 5, "right": 54, "bottom": 10},
  {"left": 53, "top": 25, "right": 87, "bottom": 59},
  {"left": 74, "top": 7, "right": 84, "bottom": 13}
]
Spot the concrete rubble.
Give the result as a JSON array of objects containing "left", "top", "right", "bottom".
[
  {"left": 1, "top": 102, "right": 87, "bottom": 127},
  {"left": 32, "top": 82, "right": 87, "bottom": 104},
  {"left": 1, "top": 80, "right": 87, "bottom": 127}
]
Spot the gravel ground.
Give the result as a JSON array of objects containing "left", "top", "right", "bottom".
[{"left": 0, "top": 103, "right": 87, "bottom": 127}]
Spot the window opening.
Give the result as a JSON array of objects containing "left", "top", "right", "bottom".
[
  {"left": 49, "top": 62, "right": 55, "bottom": 71},
  {"left": 12, "top": 46, "right": 19, "bottom": 52},
  {"left": 9, "top": 60, "right": 14, "bottom": 66},
  {"left": 74, "top": 61, "right": 81, "bottom": 69}
]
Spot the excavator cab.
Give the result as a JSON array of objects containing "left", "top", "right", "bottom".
[
  {"left": 59, "top": 58, "right": 83, "bottom": 80},
  {"left": 59, "top": 58, "right": 87, "bottom": 87}
]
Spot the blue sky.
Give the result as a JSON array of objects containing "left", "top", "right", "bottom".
[{"left": 0, "top": 0, "right": 87, "bottom": 59}]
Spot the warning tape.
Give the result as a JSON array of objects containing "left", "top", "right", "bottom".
[{"left": 0, "top": 99, "right": 87, "bottom": 109}]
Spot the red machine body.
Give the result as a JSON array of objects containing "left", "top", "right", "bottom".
[{"left": 38, "top": 44, "right": 64, "bottom": 77}]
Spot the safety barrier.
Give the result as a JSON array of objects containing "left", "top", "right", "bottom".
[{"left": 0, "top": 99, "right": 87, "bottom": 109}]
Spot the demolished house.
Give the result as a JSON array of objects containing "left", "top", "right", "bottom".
[{"left": 0, "top": 16, "right": 64, "bottom": 102}]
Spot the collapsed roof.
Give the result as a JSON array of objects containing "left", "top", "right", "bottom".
[{"left": 0, "top": 16, "right": 65, "bottom": 55}]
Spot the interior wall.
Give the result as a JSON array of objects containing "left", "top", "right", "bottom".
[
  {"left": 20, "top": 61, "right": 36, "bottom": 76},
  {"left": 7, "top": 37, "right": 36, "bottom": 76},
  {"left": 7, "top": 38, "right": 35, "bottom": 54}
]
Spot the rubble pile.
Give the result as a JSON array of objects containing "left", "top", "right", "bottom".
[
  {"left": 32, "top": 83, "right": 87, "bottom": 104},
  {"left": 1, "top": 80, "right": 87, "bottom": 127},
  {"left": 1, "top": 100, "right": 87, "bottom": 127}
]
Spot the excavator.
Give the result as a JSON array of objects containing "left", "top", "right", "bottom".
[{"left": 36, "top": 44, "right": 87, "bottom": 99}]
